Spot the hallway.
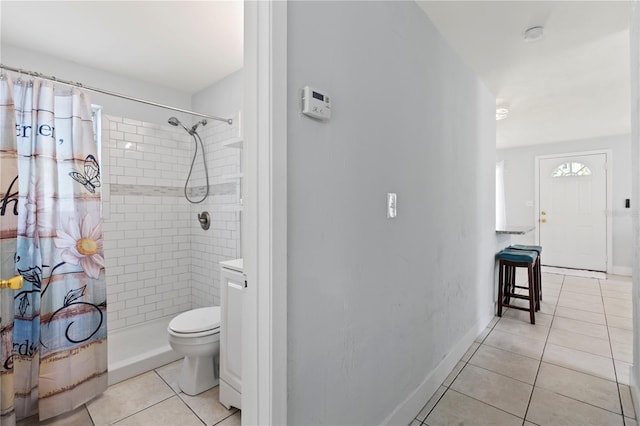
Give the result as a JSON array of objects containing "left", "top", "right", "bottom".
[{"left": 411, "top": 272, "right": 635, "bottom": 425}]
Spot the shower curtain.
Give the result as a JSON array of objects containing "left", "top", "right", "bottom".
[{"left": 0, "top": 73, "right": 107, "bottom": 424}]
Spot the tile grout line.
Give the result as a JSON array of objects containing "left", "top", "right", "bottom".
[
  {"left": 85, "top": 404, "right": 97, "bottom": 426},
  {"left": 212, "top": 411, "right": 241, "bottom": 426},
  {"left": 528, "top": 276, "right": 627, "bottom": 420},
  {"left": 521, "top": 273, "right": 564, "bottom": 426},
  {"left": 599, "top": 276, "right": 628, "bottom": 425},
  {"left": 445, "top": 388, "right": 531, "bottom": 423},
  {"left": 416, "top": 273, "right": 632, "bottom": 426},
  {"left": 103, "top": 370, "right": 184, "bottom": 426},
  {"left": 438, "top": 312, "right": 533, "bottom": 423},
  {"left": 152, "top": 366, "right": 210, "bottom": 426},
  {"left": 414, "top": 317, "right": 498, "bottom": 425},
  {"left": 466, "top": 357, "right": 543, "bottom": 387},
  {"left": 152, "top": 364, "right": 241, "bottom": 426}
]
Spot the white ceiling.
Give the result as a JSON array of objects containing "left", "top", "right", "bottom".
[
  {"left": 417, "top": 1, "right": 633, "bottom": 148},
  {"left": 1, "top": 1, "right": 632, "bottom": 149},
  {"left": 0, "top": 1, "right": 244, "bottom": 94}
]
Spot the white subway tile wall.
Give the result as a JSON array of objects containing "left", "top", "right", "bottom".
[{"left": 101, "top": 114, "right": 241, "bottom": 331}]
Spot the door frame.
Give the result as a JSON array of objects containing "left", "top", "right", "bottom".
[
  {"left": 534, "top": 149, "right": 613, "bottom": 272},
  {"left": 242, "top": 1, "right": 288, "bottom": 425}
]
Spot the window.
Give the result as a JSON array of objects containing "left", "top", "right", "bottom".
[
  {"left": 91, "top": 105, "right": 102, "bottom": 165},
  {"left": 91, "top": 104, "right": 102, "bottom": 146},
  {"left": 552, "top": 162, "right": 592, "bottom": 177}
]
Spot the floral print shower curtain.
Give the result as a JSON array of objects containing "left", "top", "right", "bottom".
[
  {"left": 0, "top": 74, "right": 107, "bottom": 424},
  {"left": 0, "top": 74, "right": 19, "bottom": 426}
]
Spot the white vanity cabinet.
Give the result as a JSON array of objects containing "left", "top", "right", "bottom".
[{"left": 219, "top": 258, "right": 244, "bottom": 410}]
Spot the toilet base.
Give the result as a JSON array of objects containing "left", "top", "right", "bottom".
[{"left": 178, "top": 354, "right": 219, "bottom": 396}]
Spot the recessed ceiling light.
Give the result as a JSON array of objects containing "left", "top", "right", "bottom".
[
  {"left": 496, "top": 107, "right": 509, "bottom": 121},
  {"left": 524, "top": 26, "right": 544, "bottom": 42}
]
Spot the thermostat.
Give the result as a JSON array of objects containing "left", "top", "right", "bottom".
[{"left": 302, "top": 86, "right": 331, "bottom": 120}]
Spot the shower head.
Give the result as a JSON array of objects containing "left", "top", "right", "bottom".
[
  {"left": 168, "top": 116, "right": 191, "bottom": 134},
  {"left": 168, "top": 117, "right": 207, "bottom": 135}
]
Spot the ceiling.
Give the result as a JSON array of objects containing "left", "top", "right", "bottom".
[
  {"left": 417, "top": 1, "right": 633, "bottom": 148},
  {"left": 0, "top": 1, "right": 244, "bottom": 94},
  {"left": 1, "top": 1, "right": 632, "bottom": 149}
]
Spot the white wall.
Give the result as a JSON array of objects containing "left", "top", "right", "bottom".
[
  {"left": 101, "top": 117, "right": 193, "bottom": 330},
  {"left": 286, "top": 2, "right": 496, "bottom": 424},
  {"left": 188, "top": 116, "right": 243, "bottom": 309},
  {"left": 2, "top": 43, "right": 245, "bottom": 329},
  {"left": 497, "top": 134, "right": 632, "bottom": 275},
  {"left": 101, "top": 114, "right": 242, "bottom": 330},
  {"left": 191, "top": 70, "right": 244, "bottom": 308},
  {"left": 193, "top": 69, "right": 243, "bottom": 120},
  {"left": 1, "top": 44, "right": 192, "bottom": 124}
]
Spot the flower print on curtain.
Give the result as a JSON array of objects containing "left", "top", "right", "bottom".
[
  {"left": 12, "top": 78, "right": 107, "bottom": 422},
  {"left": 0, "top": 73, "right": 19, "bottom": 426}
]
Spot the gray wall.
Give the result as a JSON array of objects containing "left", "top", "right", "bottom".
[
  {"left": 497, "top": 134, "right": 632, "bottom": 274},
  {"left": 287, "top": 2, "right": 496, "bottom": 424}
]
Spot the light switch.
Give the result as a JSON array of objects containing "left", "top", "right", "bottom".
[{"left": 387, "top": 193, "right": 397, "bottom": 219}]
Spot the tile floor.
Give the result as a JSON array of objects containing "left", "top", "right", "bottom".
[
  {"left": 411, "top": 272, "right": 636, "bottom": 426},
  {"left": 17, "top": 360, "right": 240, "bottom": 426},
  {"left": 11, "top": 272, "right": 636, "bottom": 426}
]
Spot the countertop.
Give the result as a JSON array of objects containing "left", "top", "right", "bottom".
[
  {"left": 220, "top": 258, "right": 244, "bottom": 273},
  {"left": 495, "top": 226, "right": 535, "bottom": 235}
]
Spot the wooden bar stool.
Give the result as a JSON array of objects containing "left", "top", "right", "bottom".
[
  {"left": 496, "top": 249, "right": 539, "bottom": 324},
  {"left": 508, "top": 244, "right": 542, "bottom": 308}
]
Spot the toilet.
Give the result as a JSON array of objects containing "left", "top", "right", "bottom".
[{"left": 167, "top": 306, "right": 221, "bottom": 395}]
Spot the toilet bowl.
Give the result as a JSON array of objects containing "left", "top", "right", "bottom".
[{"left": 167, "top": 306, "right": 221, "bottom": 396}]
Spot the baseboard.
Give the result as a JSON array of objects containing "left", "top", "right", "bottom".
[
  {"left": 108, "top": 344, "right": 181, "bottom": 385},
  {"left": 219, "top": 379, "right": 242, "bottom": 410},
  {"left": 382, "top": 312, "right": 492, "bottom": 425},
  {"left": 630, "top": 366, "right": 640, "bottom": 423},
  {"left": 611, "top": 266, "right": 632, "bottom": 277}
]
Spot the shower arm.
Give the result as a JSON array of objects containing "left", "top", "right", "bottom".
[{"left": 0, "top": 64, "right": 232, "bottom": 125}]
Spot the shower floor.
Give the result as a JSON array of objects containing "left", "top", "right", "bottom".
[{"left": 108, "top": 315, "right": 183, "bottom": 385}]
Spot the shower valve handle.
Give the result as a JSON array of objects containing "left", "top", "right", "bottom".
[{"left": 198, "top": 211, "right": 211, "bottom": 230}]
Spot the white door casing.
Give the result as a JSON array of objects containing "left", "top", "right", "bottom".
[
  {"left": 535, "top": 151, "right": 611, "bottom": 272},
  {"left": 242, "top": 1, "right": 288, "bottom": 425}
]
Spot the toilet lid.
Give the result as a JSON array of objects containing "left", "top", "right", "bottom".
[{"left": 169, "top": 307, "right": 221, "bottom": 334}]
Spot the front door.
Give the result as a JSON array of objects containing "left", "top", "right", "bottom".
[{"left": 538, "top": 153, "right": 607, "bottom": 271}]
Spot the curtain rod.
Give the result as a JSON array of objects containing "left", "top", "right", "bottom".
[{"left": 0, "top": 64, "right": 233, "bottom": 125}]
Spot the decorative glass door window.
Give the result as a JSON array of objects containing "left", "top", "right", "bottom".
[{"left": 552, "top": 162, "right": 592, "bottom": 177}]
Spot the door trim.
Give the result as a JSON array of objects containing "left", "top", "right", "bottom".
[
  {"left": 243, "top": 1, "right": 288, "bottom": 424},
  {"left": 534, "top": 150, "right": 612, "bottom": 272}
]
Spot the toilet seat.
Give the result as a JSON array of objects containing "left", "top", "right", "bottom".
[{"left": 169, "top": 307, "right": 221, "bottom": 335}]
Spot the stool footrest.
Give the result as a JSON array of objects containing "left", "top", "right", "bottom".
[
  {"left": 504, "top": 294, "right": 530, "bottom": 301},
  {"left": 501, "top": 304, "right": 534, "bottom": 313},
  {"left": 513, "top": 285, "right": 532, "bottom": 290}
]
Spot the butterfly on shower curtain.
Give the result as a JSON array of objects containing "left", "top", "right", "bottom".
[{"left": 69, "top": 154, "right": 101, "bottom": 193}]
